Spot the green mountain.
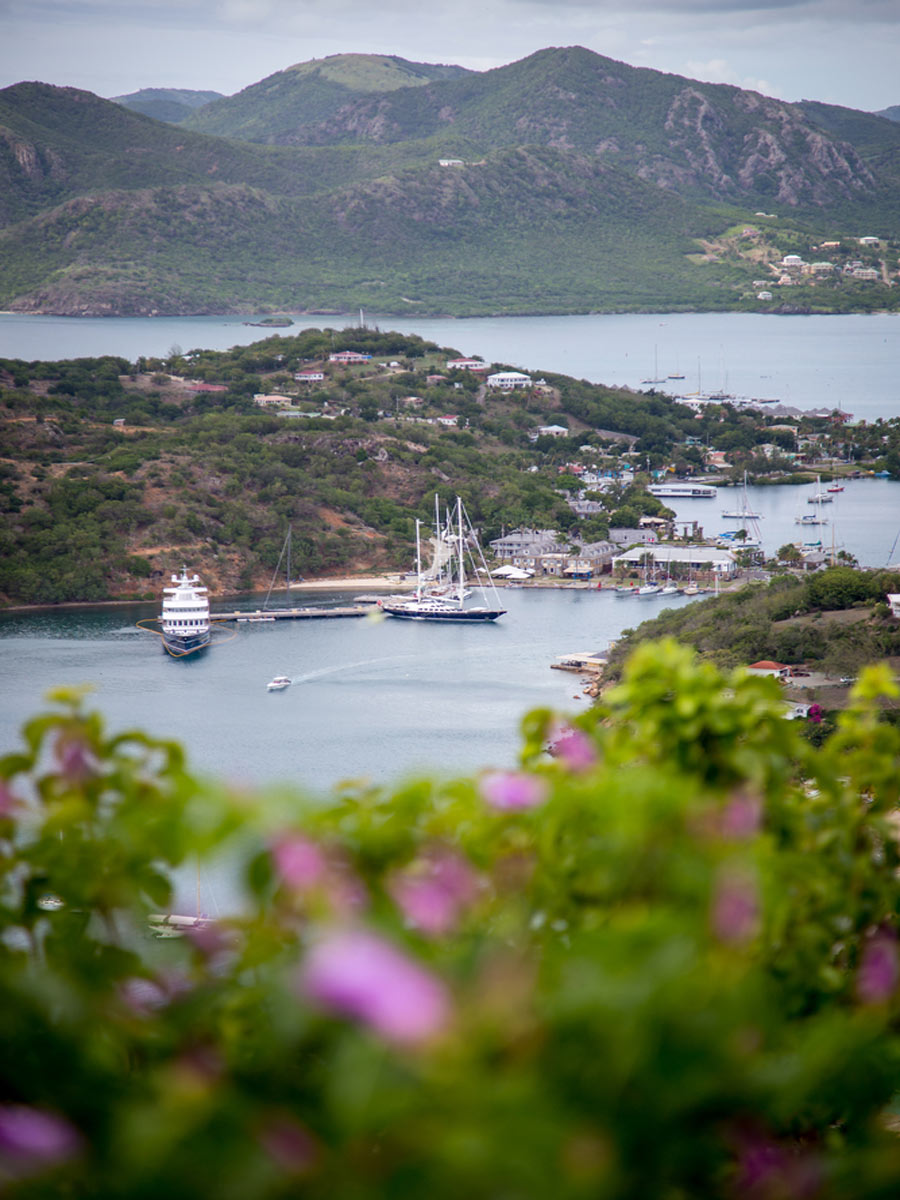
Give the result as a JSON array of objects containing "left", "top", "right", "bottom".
[
  {"left": 2, "top": 48, "right": 900, "bottom": 317},
  {"left": 111, "top": 88, "right": 224, "bottom": 124},
  {"left": 182, "top": 53, "right": 472, "bottom": 143},
  {"left": 293, "top": 48, "right": 900, "bottom": 214}
]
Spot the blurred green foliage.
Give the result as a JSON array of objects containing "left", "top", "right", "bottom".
[{"left": 3, "top": 642, "right": 900, "bottom": 1196}]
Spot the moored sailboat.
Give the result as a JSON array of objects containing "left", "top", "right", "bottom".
[{"left": 380, "top": 497, "right": 506, "bottom": 623}]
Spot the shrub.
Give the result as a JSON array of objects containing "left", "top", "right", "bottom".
[{"left": 2, "top": 645, "right": 900, "bottom": 1198}]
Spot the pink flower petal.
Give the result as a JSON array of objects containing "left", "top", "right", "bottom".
[
  {"left": 857, "top": 930, "right": 898, "bottom": 1005},
  {"left": 299, "top": 929, "right": 450, "bottom": 1045},
  {"left": 479, "top": 771, "right": 547, "bottom": 812},
  {"left": 0, "top": 1105, "right": 81, "bottom": 1170},
  {"left": 712, "top": 870, "right": 759, "bottom": 944},
  {"left": 546, "top": 725, "right": 597, "bottom": 772},
  {"left": 390, "top": 850, "right": 477, "bottom": 936},
  {"left": 271, "top": 835, "right": 327, "bottom": 891}
]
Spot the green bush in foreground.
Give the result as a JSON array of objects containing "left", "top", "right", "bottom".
[{"left": 2, "top": 640, "right": 900, "bottom": 1198}]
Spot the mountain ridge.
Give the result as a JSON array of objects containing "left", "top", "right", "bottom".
[{"left": 1, "top": 48, "right": 899, "bottom": 316}]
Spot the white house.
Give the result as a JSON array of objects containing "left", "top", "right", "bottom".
[
  {"left": 329, "top": 351, "right": 371, "bottom": 364},
  {"left": 887, "top": 594, "right": 900, "bottom": 619},
  {"left": 745, "top": 660, "right": 791, "bottom": 680},
  {"left": 446, "top": 358, "right": 488, "bottom": 371},
  {"left": 611, "top": 544, "right": 737, "bottom": 578},
  {"left": 486, "top": 371, "right": 532, "bottom": 391},
  {"left": 294, "top": 371, "right": 325, "bottom": 383},
  {"left": 253, "top": 394, "right": 292, "bottom": 408}
]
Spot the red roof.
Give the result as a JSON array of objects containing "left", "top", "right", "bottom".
[{"left": 747, "top": 660, "right": 788, "bottom": 670}]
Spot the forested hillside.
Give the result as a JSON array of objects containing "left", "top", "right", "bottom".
[
  {"left": 2, "top": 48, "right": 900, "bottom": 316},
  {"left": 0, "top": 327, "right": 768, "bottom": 605}
]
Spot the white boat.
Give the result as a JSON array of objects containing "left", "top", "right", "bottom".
[
  {"left": 267, "top": 675, "right": 291, "bottom": 691},
  {"left": 660, "top": 583, "right": 681, "bottom": 595},
  {"left": 648, "top": 482, "right": 717, "bottom": 499},
  {"left": 796, "top": 513, "right": 828, "bottom": 526},
  {"left": 160, "top": 567, "right": 211, "bottom": 658},
  {"left": 380, "top": 497, "right": 506, "bottom": 623},
  {"left": 637, "top": 583, "right": 662, "bottom": 597}
]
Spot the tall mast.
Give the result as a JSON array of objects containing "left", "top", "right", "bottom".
[
  {"left": 457, "top": 497, "right": 465, "bottom": 604},
  {"left": 415, "top": 519, "right": 422, "bottom": 601}
]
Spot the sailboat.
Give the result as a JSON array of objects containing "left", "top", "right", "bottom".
[
  {"left": 796, "top": 477, "right": 829, "bottom": 526},
  {"left": 380, "top": 497, "right": 506, "bottom": 622},
  {"left": 640, "top": 345, "right": 666, "bottom": 386},
  {"left": 721, "top": 472, "right": 762, "bottom": 520},
  {"left": 261, "top": 526, "right": 301, "bottom": 612}
]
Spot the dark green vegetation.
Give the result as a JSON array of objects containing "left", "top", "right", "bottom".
[
  {"left": 181, "top": 53, "right": 472, "bottom": 143},
  {"left": 2, "top": 48, "right": 900, "bottom": 315},
  {"left": 606, "top": 567, "right": 900, "bottom": 682},
  {"left": 0, "top": 327, "right": 726, "bottom": 604},
  {"left": 110, "top": 88, "right": 224, "bottom": 124}
]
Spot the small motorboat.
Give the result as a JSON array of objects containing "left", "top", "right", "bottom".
[{"left": 267, "top": 675, "right": 292, "bottom": 691}]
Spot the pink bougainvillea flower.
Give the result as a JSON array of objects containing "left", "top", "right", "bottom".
[
  {"left": 0, "top": 779, "right": 21, "bottom": 817},
  {"left": 270, "top": 835, "right": 367, "bottom": 915},
  {"left": 390, "top": 849, "right": 478, "bottom": 936},
  {"left": 258, "top": 1113, "right": 318, "bottom": 1175},
  {"left": 479, "top": 770, "right": 547, "bottom": 812},
  {"left": 546, "top": 724, "right": 597, "bottom": 772},
  {"left": 720, "top": 792, "right": 763, "bottom": 840},
  {"left": 271, "top": 834, "right": 328, "bottom": 892},
  {"left": 857, "top": 929, "right": 899, "bottom": 1005},
  {"left": 0, "top": 1105, "right": 81, "bottom": 1173},
  {"left": 53, "top": 732, "right": 96, "bottom": 784},
  {"left": 298, "top": 928, "right": 451, "bottom": 1046},
  {"left": 731, "top": 1126, "right": 822, "bottom": 1199},
  {"left": 712, "top": 869, "right": 759, "bottom": 945}
]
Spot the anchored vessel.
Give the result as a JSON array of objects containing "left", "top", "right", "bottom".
[
  {"left": 160, "top": 568, "right": 211, "bottom": 657},
  {"left": 380, "top": 496, "right": 506, "bottom": 623}
]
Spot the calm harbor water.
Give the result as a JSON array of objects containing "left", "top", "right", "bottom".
[
  {"left": 665, "top": 476, "right": 900, "bottom": 567},
  {"left": 1, "top": 310, "right": 899, "bottom": 801},
  {"left": 1, "top": 310, "right": 899, "bottom": 422},
  {"left": 0, "top": 589, "right": 699, "bottom": 794}
]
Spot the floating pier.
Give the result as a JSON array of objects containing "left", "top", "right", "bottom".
[{"left": 213, "top": 605, "right": 373, "bottom": 622}]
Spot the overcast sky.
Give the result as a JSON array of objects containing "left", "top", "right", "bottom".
[{"left": 1, "top": 0, "right": 898, "bottom": 113}]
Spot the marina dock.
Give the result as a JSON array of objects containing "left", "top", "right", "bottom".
[{"left": 213, "top": 605, "right": 373, "bottom": 622}]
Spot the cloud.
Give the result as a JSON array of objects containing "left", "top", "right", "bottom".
[{"left": 683, "top": 57, "right": 776, "bottom": 94}]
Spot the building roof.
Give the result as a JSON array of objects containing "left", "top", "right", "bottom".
[{"left": 747, "top": 660, "right": 788, "bottom": 670}]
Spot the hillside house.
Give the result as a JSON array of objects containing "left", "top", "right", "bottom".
[
  {"left": 294, "top": 371, "right": 325, "bottom": 383},
  {"left": 745, "top": 660, "right": 791, "bottom": 680},
  {"left": 531, "top": 424, "right": 569, "bottom": 439},
  {"left": 486, "top": 371, "right": 532, "bottom": 391},
  {"left": 446, "top": 358, "right": 488, "bottom": 372},
  {"left": 253, "top": 394, "right": 292, "bottom": 408},
  {"left": 329, "top": 351, "right": 372, "bottom": 364}
]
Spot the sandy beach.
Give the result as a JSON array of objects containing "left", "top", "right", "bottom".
[{"left": 290, "top": 575, "right": 415, "bottom": 592}]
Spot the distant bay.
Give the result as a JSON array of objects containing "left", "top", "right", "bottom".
[{"left": 1, "top": 310, "right": 899, "bottom": 422}]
